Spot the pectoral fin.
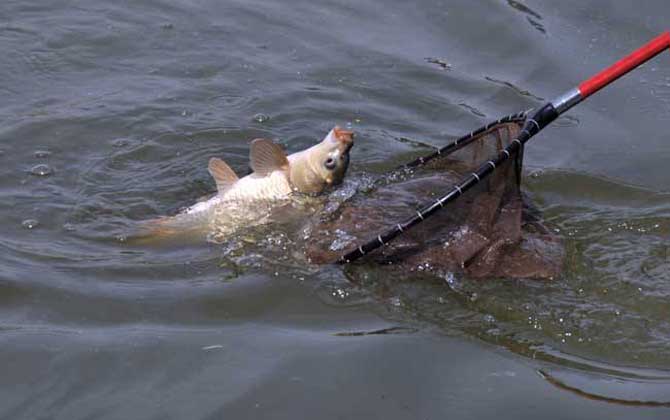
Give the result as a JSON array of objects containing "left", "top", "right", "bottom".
[
  {"left": 208, "top": 157, "right": 239, "bottom": 192},
  {"left": 249, "top": 138, "right": 289, "bottom": 175}
]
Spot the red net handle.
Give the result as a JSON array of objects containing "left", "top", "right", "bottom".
[{"left": 579, "top": 31, "right": 670, "bottom": 98}]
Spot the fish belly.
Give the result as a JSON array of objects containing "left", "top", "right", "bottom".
[{"left": 138, "top": 172, "right": 294, "bottom": 242}]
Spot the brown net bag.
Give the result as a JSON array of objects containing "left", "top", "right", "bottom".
[{"left": 305, "top": 115, "right": 563, "bottom": 279}]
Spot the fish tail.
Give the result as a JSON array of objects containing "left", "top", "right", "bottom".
[
  {"left": 129, "top": 215, "right": 203, "bottom": 245},
  {"left": 140, "top": 216, "right": 181, "bottom": 237}
]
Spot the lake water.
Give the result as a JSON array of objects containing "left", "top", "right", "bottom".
[{"left": 1, "top": 0, "right": 669, "bottom": 418}]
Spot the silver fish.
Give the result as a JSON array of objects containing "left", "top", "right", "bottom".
[{"left": 141, "top": 127, "right": 355, "bottom": 241}]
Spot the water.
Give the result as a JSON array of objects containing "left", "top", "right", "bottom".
[{"left": 1, "top": 0, "right": 669, "bottom": 418}]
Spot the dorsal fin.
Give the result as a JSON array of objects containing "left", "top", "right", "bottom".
[
  {"left": 249, "top": 138, "right": 289, "bottom": 175},
  {"left": 208, "top": 157, "right": 239, "bottom": 193}
]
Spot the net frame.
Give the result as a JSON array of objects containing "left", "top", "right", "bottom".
[{"left": 337, "top": 107, "right": 550, "bottom": 264}]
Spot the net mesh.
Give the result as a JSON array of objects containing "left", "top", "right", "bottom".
[{"left": 305, "top": 120, "right": 563, "bottom": 279}]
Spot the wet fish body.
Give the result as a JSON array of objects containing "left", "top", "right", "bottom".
[{"left": 141, "top": 127, "right": 354, "bottom": 239}]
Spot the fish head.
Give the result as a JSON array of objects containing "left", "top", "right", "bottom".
[
  {"left": 289, "top": 126, "right": 355, "bottom": 194},
  {"left": 319, "top": 126, "right": 355, "bottom": 185}
]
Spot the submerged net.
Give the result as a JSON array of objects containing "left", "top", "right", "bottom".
[{"left": 305, "top": 114, "right": 563, "bottom": 279}]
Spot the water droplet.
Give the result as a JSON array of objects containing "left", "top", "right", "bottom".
[
  {"left": 22, "top": 219, "right": 39, "bottom": 229},
  {"left": 252, "top": 113, "right": 270, "bottom": 123},
  {"left": 329, "top": 229, "right": 355, "bottom": 251},
  {"left": 34, "top": 150, "right": 51, "bottom": 158},
  {"left": 30, "top": 164, "right": 53, "bottom": 176},
  {"left": 332, "top": 288, "right": 350, "bottom": 300}
]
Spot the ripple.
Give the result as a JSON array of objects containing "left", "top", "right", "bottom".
[
  {"left": 425, "top": 57, "right": 452, "bottom": 70},
  {"left": 507, "top": 0, "right": 543, "bottom": 20},
  {"left": 504, "top": 1, "right": 547, "bottom": 33},
  {"left": 111, "top": 138, "right": 131, "bottom": 148},
  {"left": 458, "top": 102, "right": 486, "bottom": 118},
  {"left": 34, "top": 150, "right": 51, "bottom": 158},
  {"left": 526, "top": 17, "right": 547, "bottom": 34},
  {"left": 21, "top": 219, "right": 39, "bottom": 229},
  {"left": 333, "top": 326, "right": 418, "bottom": 336},
  {"left": 252, "top": 113, "right": 271, "bottom": 123},
  {"left": 485, "top": 76, "right": 544, "bottom": 101},
  {"left": 30, "top": 163, "right": 53, "bottom": 176},
  {"left": 540, "top": 367, "right": 670, "bottom": 407}
]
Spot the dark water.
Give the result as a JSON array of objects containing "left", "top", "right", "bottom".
[{"left": 1, "top": 0, "right": 670, "bottom": 418}]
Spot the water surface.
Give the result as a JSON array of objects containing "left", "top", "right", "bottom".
[{"left": 1, "top": 0, "right": 669, "bottom": 418}]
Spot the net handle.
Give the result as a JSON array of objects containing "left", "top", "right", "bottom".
[
  {"left": 553, "top": 31, "right": 670, "bottom": 114},
  {"left": 579, "top": 31, "right": 670, "bottom": 98}
]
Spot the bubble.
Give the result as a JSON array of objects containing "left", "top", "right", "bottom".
[
  {"left": 30, "top": 164, "right": 53, "bottom": 176},
  {"left": 22, "top": 219, "right": 39, "bottom": 229},
  {"left": 252, "top": 113, "right": 270, "bottom": 123},
  {"left": 34, "top": 150, "right": 51, "bottom": 158}
]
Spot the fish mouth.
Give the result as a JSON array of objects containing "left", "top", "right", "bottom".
[{"left": 332, "top": 126, "right": 355, "bottom": 153}]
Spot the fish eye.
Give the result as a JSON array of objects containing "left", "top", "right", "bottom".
[{"left": 324, "top": 157, "right": 337, "bottom": 170}]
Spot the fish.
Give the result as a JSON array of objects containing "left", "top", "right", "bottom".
[{"left": 139, "top": 126, "right": 354, "bottom": 241}]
